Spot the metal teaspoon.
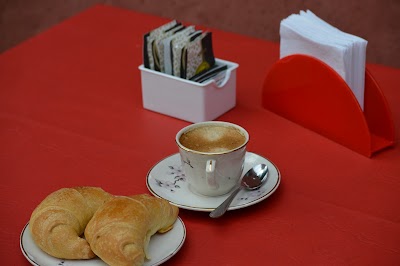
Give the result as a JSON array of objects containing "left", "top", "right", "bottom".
[{"left": 209, "top": 163, "right": 269, "bottom": 218}]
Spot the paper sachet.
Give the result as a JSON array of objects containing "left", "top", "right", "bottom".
[
  {"left": 153, "top": 24, "right": 185, "bottom": 72},
  {"left": 182, "top": 32, "right": 215, "bottom": 80},
  {"left": 190, "top": 63, "right": 228, "bottom": 84},
  {"left": 143, "top": 20, "right": 180, "bottom": 70},
  {"left": 172, "top": 30, "right": 202, "bottom": 78},
  {"left": 143, "top": 21, "right": 223, "bottom": 84},
  {"left": 163, "top": 26, "right": 196, "bottom": 75}
]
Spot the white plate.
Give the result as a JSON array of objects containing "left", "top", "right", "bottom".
[
  {"left": 146, "top": 152, "right": 281, "bottom": 212},
  {"left": 20, "top": 217, "right": 186, "bottom": 266}
]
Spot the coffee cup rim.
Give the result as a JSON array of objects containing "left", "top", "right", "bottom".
[{"left": 175, "top": 121, "right": 249, "bottom": 155}]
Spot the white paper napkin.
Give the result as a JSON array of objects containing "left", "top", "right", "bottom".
[{"left": 280, "top": 10, "right": 367, "bottom": 110}]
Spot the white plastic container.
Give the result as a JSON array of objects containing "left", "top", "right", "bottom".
[{"left": 139, "top": 58, "right": 239, "bottom": 123}]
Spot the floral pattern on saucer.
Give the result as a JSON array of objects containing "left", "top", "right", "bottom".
[
  {"left": 237, "top": 188, "right": 265, "bottom": 201},
  {"left": 153, "top": 165, "right": 186, "bottom": 192},
  {"left": 152, "top": 163, "right": 265, "bottom": 203},
  {"left": 146, "top": 152, "right": 281, "bottom": 212}
]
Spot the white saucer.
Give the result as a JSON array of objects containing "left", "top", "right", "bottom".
[
  {"left": 20, "top": 217, "right": 186, "bottom": 266},
  {"left": 146, "top": 152, "right": 281, "bottom": 212}
]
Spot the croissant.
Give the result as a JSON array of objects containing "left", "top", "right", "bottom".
[
  {"left": 85, "top": 194, "right": 179, "bottom": 266},
  {"left": 29, "top": 186, "right": 113, "bottom": 259}
]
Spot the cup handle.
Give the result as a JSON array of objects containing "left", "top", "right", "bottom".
[{"left": 206, "top": 159, "right": 219, "bottom": 190}]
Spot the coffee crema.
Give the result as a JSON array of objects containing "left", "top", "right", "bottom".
[{"left": 179, "top": 125, "right": 246, "bottom": 153}]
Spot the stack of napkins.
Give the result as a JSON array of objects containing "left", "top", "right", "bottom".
[{"left": 280, "top": 10, "right": 368, "bottom": 110}]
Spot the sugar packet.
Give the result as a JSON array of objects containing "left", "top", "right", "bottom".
[{"left": 143, "top": 20, "right": 180, "bottom": 69}]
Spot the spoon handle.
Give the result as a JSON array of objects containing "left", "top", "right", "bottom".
[{"left": 209, "top": 186, "right": 242, "bottom": 218}]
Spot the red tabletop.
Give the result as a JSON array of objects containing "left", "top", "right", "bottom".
[{"left": 1, "top": 4, "right": 399, "bottom": 265}]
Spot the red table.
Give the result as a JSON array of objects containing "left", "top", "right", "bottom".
[{"left": 1, "top": 4, "right": 399, "bottom": 265}]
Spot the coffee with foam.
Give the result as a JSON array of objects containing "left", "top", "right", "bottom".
[{"left": 179, "top": 125, "right": 246, "bottom": 153}]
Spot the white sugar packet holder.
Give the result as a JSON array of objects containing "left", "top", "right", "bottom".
[{"left": 139, "top": 58, "right": 239, "bottom": 123}]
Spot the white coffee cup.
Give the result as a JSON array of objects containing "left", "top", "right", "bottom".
[{"left": 176, "top": 121, "right": 249, "bottom": 197}]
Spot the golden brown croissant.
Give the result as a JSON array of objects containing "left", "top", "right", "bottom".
[
  {"left": 85, "top": 194, "right": 179, "bottom": 266},
  {"left": 29, "top": 186, "right": 113, "bottom": 259}
]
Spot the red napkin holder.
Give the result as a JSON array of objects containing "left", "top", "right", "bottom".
[{"left": 262, "top": 54, "right": 395, "bottom": 157}]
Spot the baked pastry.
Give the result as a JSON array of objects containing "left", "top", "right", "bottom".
[
  {"left": 29, "top": 187, "right": 113, "bottom": 259},
  {"left": 85, "top": 194, "right": 179, "bottom": 266}
]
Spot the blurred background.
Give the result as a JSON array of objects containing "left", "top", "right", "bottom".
[{"left": 1, "top": 0, "right": 399, "bottom": 68}]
